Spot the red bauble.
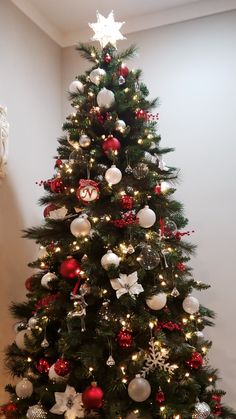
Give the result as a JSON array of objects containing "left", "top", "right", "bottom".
[
  {"left": 25, "top": 276, "right": 34, "bottom": 291},
  {"left": 102, "top": 136, "right": 121, "bottom": 155},
  {"left": 50, "top": 177, "right": 63, "bottom": 193},
  {"left": 212, "top": 395, "right": 222, "bottom": 403},
  {"left": 154, "top": 184, "right": 161, "bottom": 195},
  {"left": 36, "top": 358, "right": 50, "bottom": 374},
  {"left": 214, "top": 404, "right": 222, "bottom": 416},
  {"left": 59, "top": 257, "right": 81, "bottom": 279},
  {"left": 54, "top": 358, "right": 71, "bottom": 377},
  {"left": 186, "top": 351, "right": 203, "bottom": 369},
  {"left": 55, "top": 158, "right": 62, "bottom": 168},
  {"left": 155, "top": 390, "right": 165, "bottom": 404},
  {"left": 43, "top": 203, "right": 57, "bottom": 218},
  {"left": 120, "top": 195, "right": 133, "bottom": 210},
  {"left": 135, "top": 109, "right": 147, "bottom": 119},
  {"left": 82, "top": 382, "right": 104, "bottom": 409},
  {"left": 117, "top": 329, "right": 133, "bottom": 349},
  {"left": 176, "top": 262, "right": 186, "bottom": 272},
  {"left": 1, "top": 403, "right": 17, "bottom": 417},
  {"left": 104, "top": 53, "right": 112, "bottom": 64},
  {"left": 119, "top": 64, "right": 129, "bottom": 78}
]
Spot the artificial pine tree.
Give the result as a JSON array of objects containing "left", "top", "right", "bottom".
[{"left": 1, "top": 11, "right": 236, "bottom": 419}]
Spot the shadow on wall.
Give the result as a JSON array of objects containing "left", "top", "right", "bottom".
[{"left": 0, "top": 175, "right": 35, "bottom": 403}]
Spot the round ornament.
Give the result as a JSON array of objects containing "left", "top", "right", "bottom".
[
  {"left": 138, "top": 245, "right": 160, "bottom": 270},
  {"left": 69, "top": 80, "right": 84, "bottom": 94},
  {"left": 105, "top": 165, "right": 122, "bottom": 185},
  {"left": 1, "top": 402, "right": 17, "bottom": 417},
  {"left": 14, "top": 321, "right": 27, "bottom": 333},
  {"left": 163, "top": 219, "right": 177, "bottom": 236},
  {"left": 146, "top": 292, "right": 167, "bottom": 311},
  {"left": 137, "top": 205, "right": 156, "bottom": 228},
  {"left": 195, "top": 331, "right": 204, "bottom": 339},
  {"left": 54, "top": 358, "right": 71, "bottom": 377},
  {"left": 50, "top": 178, "right": 63, "bottom": 193},
  {"left": 117, "top": 329, "right": 133, "bottom": 349},
  {"left": 212, "top": 395, "right": 221, "bottom": 403},
  {"left": 36, "top": 358, "right": 50, "bottom": 374},
  {"left": 120, "top": 195, "right": 133, "bottom": 210},
  {"left": 59, "top": 257, "right": 81, "bottom": 279},
  {"left": 26, "top": 403, "right": 47, "bottom": 419},
  {"left": 101, "top": 250, "right": 120, "bottom": 270},
  {"left": 97, "top": 88, "right": 115, "bottom": 109},
  {"left": 15, "top": 378, "right": 33, "bottom": 399},
  {"left": 41, "top": 272, "right": 57, "bottom": 289},
  {"left": 82, "top": 382, "right": 104, "bottom": 409},
  {"left": 28, "top": 316, "right": 38, "bottom": 329},
  {"left": 104, "top": 53, "right": 112, "bottom": 64},
  {"left": 79, "top": 134, "right": 91, "bottom": 148},
  {"left": 155, "top": 389, "right": 165, "bottom": 404},
  {"left": 15, "top": 329, "right": 32, "bottom": 350},
  {"left": 89, "top": 68, "right": 106, "bottom": 85},
  {"left": 214, "top": 404, "right": 222, "bottom": 416},
  {"left": 70, "top": 215, "right": 91, "bottom": 237},
  {"left": 192, "top": 401, "right": 211, "bottom": 419},
  {"left": 115, "top": 119, "right": 126, "bottom": 133},
  {"left": 128, "top": 375, "right": 151, "bottom": 402},
  {"left": 25, "top": 276, "right": 34, "bottom": 291},
  {"left": 48, "top": 364, "right": 69, "bottom": 382},
  {"left": 182, "top": 296, "right": 199, "bottom": 314},
  {"left": 76, "top": 179, "right": 100, "bottom": 203},
  {"left": 133, "top": 163, "right": 149, "bottom": 179},
  {"left": 160, "top": 181, "right": 171, "bottom": 193},
  {"left": 102, "top": 135, "right": 121, "bottom": 155},
  {"left": 119, "top": 64, "right": 129, "bottom": 78},
  {"left": 186, "top": 352, "right": 203, "bottom": 369}
]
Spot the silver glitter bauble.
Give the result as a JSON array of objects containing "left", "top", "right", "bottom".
[
  {"left": 26, "top": 403, "right": 47, "bottom": 419},
  {"left": 28, "top": 316, "right": 38, "bottom": 329},
  {"left": 138, "top": 245, "right": 160, "bottom": 270},
  {"left": 133, "top": 163, "right": 149, "bottom": 179},
  {"left": 115, "top": 119, "right": 126, "bottom": 133},
  {"left": 79, "top": 134, "right": 91, "bottom": 148},
  {"left": 192, "top": 402, "right": 211, "bottom": 419}
]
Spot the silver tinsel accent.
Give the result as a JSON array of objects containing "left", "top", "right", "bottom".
[{"left": 192, "top": 402, "right": 211, "bottom": 419}]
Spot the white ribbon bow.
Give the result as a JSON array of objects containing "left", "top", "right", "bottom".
[{"left": 110, "top": 271, "right": 144, "bottom": 299}]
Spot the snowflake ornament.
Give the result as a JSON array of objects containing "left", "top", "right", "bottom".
[
  {"left": 110, "top": 271, "right": 144, "bottom": 299},
  {"left": 89, "top": 11, "right": 126, "bottom": 49},
  {"left": 140, "top": 338, "right": 177, "bottom": 377},
  {"left": 50, "top": 385, "right": 84, "bottom": 418}
]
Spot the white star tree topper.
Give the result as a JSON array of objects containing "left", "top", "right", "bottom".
[{"left": 89, "top": 11, "right": 126, "bottom": 49}]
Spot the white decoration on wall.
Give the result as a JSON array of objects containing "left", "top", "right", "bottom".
[{"left": 0, "top": 106, "right": 9, "bottom": 179}]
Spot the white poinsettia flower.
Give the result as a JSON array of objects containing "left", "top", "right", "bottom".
[
  {"left": 110, "top": 271, "right": 144, "bottom": 299},
  {"left": 50, "top": 385, "right": 84, "bottom": 418}
]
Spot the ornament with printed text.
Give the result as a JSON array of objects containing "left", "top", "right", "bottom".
[
  {"left": 26, "top": 403, "right": 47, "bottom": 419},
  {"left": 89, "top": 68, "right": 106, "bottom": 85},
  {"left": 105, "top": 165, "right": 122, "bottom": 185},
  {"left": 70, "top": 215, "right": 91, "bottom": 237},
  {"left": 59, "top": 257, "right": 81, "bottom": 279},
  {"left": 115, "top": 119, "right": 126, "bottom": 133},
  {"left": 137, "top": 205, "right": 156, "bottom": 228},
  {"left": 101, "top": 250, "right": 120, "bottom": 270},
  {"left": 128, "top": 375, "right": 151, "bottom": 402},
  {"left": 79, "top": 134, "right": 91, "bottom": 148},
  {"left": 120, "top": 195, "right": 133, "bottom": 210},
  {"left": 119, "top": 63, "right": 129, "bottom": 78},
  {"left": 186, "top": 352, "right": 203, "bottom": 369},
  {"left": 133, "top": 162, "right": 149, "bottom": 179},
  {"left": 117, "top": 329, "right": 133, "bottom": 349},
  {"left": 54, "top": 358, "right": 71, "bottom": 377},
  {"left": 138, "top": 244, "right": 160, "bottom": 270},
  {"left": 76, "top": 179, "right": 100, "bottom": 203},
  {"left": 36, "top": 358, "right": 50, "bottom": 374},
  {"left": 41, "top": 272, "right": 57, "bottom": 289},
  {"left": 192, "top": 401, "right": 211, "bottom": 419},
  {"left": 82, "top": 382, "right": 104, "bottom": 409},
  {"left": 50, "top": 177, "right": 63, "bottom": 193},
  {"left": 102, "top": 135, "right": 121, "bottom": 155},
  {"left": 146, "top": 292, "right": 167, "bottom": 311},
  {"left": 15, "top": 329, "right": 32, "bottom": 350},
  {"left": 69, "top": 80, "right": 84, "bottom": 94},
  {"left": 15, "top": 378, "right": 33, "bottom": 399},
  {"left": 97, "top": 87, "right": 115, "bottom": 109},
  {"left": 183, "top": 295, "right": 199, "bottom": 314}
]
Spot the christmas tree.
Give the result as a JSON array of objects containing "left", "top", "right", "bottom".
[{"left": 1, "top": 11, "right": 236, "bottom": 419}]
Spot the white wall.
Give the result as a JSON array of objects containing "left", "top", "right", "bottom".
[
  {"left": 62, "top": 11, "right": 236, "bottom": 406},
  {"left": 0, "top": 0, "right": 62, "bottom": 402}
]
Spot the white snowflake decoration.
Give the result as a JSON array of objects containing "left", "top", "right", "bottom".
[{"left": 140, "top": 338, "right": 177, "bottom": 377}]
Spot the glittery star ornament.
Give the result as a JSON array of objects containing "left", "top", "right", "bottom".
[
  {"left": 50, "top": 385, "right": 84, "bottom": 418},
  {"left": 89, "top": 11, "right": 126, "bottom": 49}
]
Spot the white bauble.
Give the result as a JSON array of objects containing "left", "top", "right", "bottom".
[
  {"left": 28, "top": 316, "right": 38, "bottom": 329},
  {"left": 15, "top": 329, "right": 32, "bottom": 350},
  {"left": 97, "top": 88, "right": 115, "bottom": 109},
  {"left": 160, "top": 181, "right": 171, "bottom": 193},
  {"left": 146, "top": 292, "right": 167, "bottom": 310},
  {"left": 105, "top": 165, "right": 122, "bottom": 185},
  {"left": 137, "top": 205, "right": 156, "bottom": 228},
  {"left": 16, "top": 378, "right": 33, "bottom": 398},
  {"left": 128, "top": 375, "right": 151, "bottom": 402},
  {"left": 101, "top": 250, "right": 120, "bottom": 270},
  {"left": 79, "top": 134, "right": 91, "bottom": 148},
  {"left": 41, "top": 272, "right": 57, "bottom": 289},
  {"left": 90, "top": 68, "right": 106, "bottom": 85},
  {"left": 69, "top": 80, "right": 84, "bottom": 94},
  {"left": 48, "top": 364, "right": 69, "bottom": 382},
  {"left": 70, "top": 215, "right": 91, "bottom": 237},
  {"left": 115, "top": 119, "right": 126, "bottom": 133},
  {"left": 182, "top": 295, "right": 199, "bottom": 314},
  {"left": 195, "top": 331, "right": 204, "bottom": 339}
]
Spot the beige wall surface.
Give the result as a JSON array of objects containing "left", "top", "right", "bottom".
[
  {"left": 0, "top": 0, "right": 62, "bottom": 402},
  {"left": 63, "top": 11, "right": 236, "bottom": 406}
]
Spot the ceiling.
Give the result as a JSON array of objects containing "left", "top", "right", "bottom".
[{"left": 11, "top": 0, "right": 236, "bottom": 47}]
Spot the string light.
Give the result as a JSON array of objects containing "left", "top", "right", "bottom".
[
  {"left": 182, "top": 318, "right": 188, "bottom": 325},
  {"left": 185, "top": 372, "right": 190, "bottom": 377},
  {"left": 132, "top": 354, "right": 138, "bottom": 361}
]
